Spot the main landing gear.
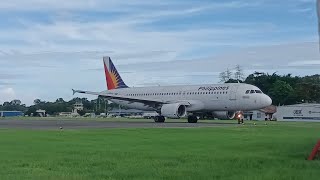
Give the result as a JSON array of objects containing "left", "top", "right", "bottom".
[
  {"left": 154, "top": 115, "right": 198, "bottom": 123},
  {"left": 154, "top": 116, "right": 165, "bottom": 123},
  {"left": 188, "top": 115, "right": 198, "bottom": 123}
]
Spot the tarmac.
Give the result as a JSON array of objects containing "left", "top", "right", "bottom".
[{"left": 0, "top": 119, "right": 236, "bottom": 130}]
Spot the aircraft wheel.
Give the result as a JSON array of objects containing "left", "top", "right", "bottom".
[
  {"left": 188, "top": 115, "right": 198, "bottom": 123},
  {"left": 154, "top": 116, "right": 165, "bottom": 123},
  {"left": 159, "top": 116, "right": 165, "bottom": 122},
  {"left": 154, "top": 116, "right": 159, "bottom": 122}
]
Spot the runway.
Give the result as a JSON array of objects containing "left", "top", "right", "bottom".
[{"left": 0, "top": 119, "right": 236, "bottom": 130}]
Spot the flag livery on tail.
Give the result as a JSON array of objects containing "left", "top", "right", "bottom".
[{"left": 103, "top": 56, "right": 128, "bottom": 90}]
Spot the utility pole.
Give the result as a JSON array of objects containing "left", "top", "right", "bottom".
[
  {"left": 95, "top": 99, "right": 98, "bottom": 113},
  {"left": 104, "top": 99, "right": 107, "bottom": 114},
  {"left": 317, "top": 0, "right": 320, "bottom": 51}
]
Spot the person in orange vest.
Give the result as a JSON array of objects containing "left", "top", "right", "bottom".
[{"left": 237, "top": 112, "right": 244, "bottom": 124}]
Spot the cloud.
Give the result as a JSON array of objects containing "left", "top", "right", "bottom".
[
  {"left": 0, "top": 0, "right": 260, "bottom": 12},
  {"left": 0, "top": 0, "right": 318, "bottom": 105},
  {"left": 0, "top": 18, "right": 282, "bottom": 74},
  {"left": 0, "top": 73, "right": 22, "bottom": 80},
  {"left": 0, "top": 82, "right": 14, "bottom": 86},
  {"left": 0, "top": 87, "right": 16, "bottom": 103},
  {"left": 288, "top": 60, "right": 320, "bottom": 66},
  {"left": 116, "top": 42, "right": 320, "bottom": 83}
]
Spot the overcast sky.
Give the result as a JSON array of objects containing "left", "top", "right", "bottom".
[{"left": 0, "top": 0, "right": 319, "bottom": 105}]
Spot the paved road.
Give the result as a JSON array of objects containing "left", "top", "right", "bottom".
[{"left": 0, "top": 119, "right": 236, "bottom": 130}]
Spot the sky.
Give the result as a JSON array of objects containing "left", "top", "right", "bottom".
[{"left": 0, "top": 0, "right": 319, "bottom": 105}]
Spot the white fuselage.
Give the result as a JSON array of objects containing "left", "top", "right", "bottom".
[{"left": 101, "top": 83, "right": 272, "bottom": 113}]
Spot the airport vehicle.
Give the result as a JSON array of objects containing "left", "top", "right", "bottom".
[{"left": 73, "top": 57, "right": 272, "bottom": 123}]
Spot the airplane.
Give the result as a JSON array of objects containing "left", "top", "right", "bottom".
[{"left": 73, "top": 56, "right": 272, "bottom": 123}]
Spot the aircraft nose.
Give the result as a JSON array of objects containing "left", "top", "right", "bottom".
[{"left": 262, "top": 94, "right": 272, "bottom": 107}]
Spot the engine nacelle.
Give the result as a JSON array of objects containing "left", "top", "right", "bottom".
[
  {"left": 161, "top": 103, "right": 187, "bottom": 118},
  {"left": 212, "top": 111, "right": 236, "bottom": 120}
]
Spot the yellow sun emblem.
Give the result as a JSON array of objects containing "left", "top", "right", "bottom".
[{"left": 110, "top": 70, "right": 121, "bottom": 88}]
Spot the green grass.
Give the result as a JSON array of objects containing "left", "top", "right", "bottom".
[{"left": 0, "top": 122, "right": 320, "bottom": 180}]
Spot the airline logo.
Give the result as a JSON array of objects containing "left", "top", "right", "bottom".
[{"left": 103, "top": 57, "right": 128, "bottom": 90}]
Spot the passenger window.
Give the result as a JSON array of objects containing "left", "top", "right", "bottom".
[{"left": 250, "top": 90, "right": 255, "bottom": 94}]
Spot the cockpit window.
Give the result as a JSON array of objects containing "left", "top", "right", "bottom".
[
  {"left": 245, "top": 90, "right": 250, "bottom": 94},
  {"left": 250, "top": 90, "right": 255, "bottom": 94},
  {"left": 255, "top": 90, "right": 262, "bottom": 94}
]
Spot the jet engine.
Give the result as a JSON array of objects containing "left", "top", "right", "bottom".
[
  {"left": 212, "top": 111, "right": 236, "bottom": 120},
  {"left": 161, "top": 103, "right": 187, "bottom": 118}
]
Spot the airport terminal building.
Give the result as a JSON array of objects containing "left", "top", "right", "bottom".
[
  {"left": 274, "top": 104, "right": 320, "bottom": 122},
  {"left": 0, "top": 111, "right": 24, "bottom": 117}
]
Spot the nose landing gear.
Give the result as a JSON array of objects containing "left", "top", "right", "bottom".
[{"left": 236, "top": 111, "right": 244, "bottom": 124}]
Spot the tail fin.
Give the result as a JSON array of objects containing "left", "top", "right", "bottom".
[{"left": 103, "top": 56, "right": 128, "bottom": 90}]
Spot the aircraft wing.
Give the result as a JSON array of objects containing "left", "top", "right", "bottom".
[
  {"left": 72, "top": 89, "right": 165, "bottom": 106},
  {"left": 72, "top": 89, "right": 193, "bottom": 108}
]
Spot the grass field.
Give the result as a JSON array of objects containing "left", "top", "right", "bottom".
[{"left": 0, "top": 121, "right": 320, "bottom": 180}]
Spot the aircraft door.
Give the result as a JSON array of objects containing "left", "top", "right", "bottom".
[{"left": 229, "top": 85, "right": 238, "bottom": 100}]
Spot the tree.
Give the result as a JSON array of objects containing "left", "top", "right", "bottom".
[
  {"left": 3, "top": 102, "right": 10, "bottom": 106},
  {"left": 295, "top": 81, "right": 320, "bottom": 103},
  {"left": 77, "top": 110, "right": 86, "bottom": 116},
  {"left": 34, "top": 99, "right": 42, "bottom": 105},
  {"left": 55, "top": 98, "right": 65, "bottom": 103},
  {"left": 234, "top": 65, "right": 244, "bottom": 81},
  {"left": 268, "top": 80, "right": 294, "bottom": 105},
  {"left": 219, "top": 68, "right": 233, "bottom": 83},
  {"left": 11, "top": 99, "right": 21, "bottom": 106},
  {"left": 219, "top": 71, "right": 227, "bottom": 83},
  {"left": 226, "top": 69, "right": 232, "bottom": 80}
]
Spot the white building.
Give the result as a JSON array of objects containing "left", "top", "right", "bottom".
[
  {"left": 243, "top": 105, "right": 276, "bottom": 121},
  {"left": 36, "top": 109, "right": 46, "bottom": 117},
  {"left": 73, "top": 102, "right": 84, "bottom": 113},
  {"left": 274, "top": 104, "right": 320, "bottom": 122}
]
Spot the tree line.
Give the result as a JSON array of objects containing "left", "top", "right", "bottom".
[
  {"left": 220, "top": 66, "right": 320, "bottom": 105},
  {"left": 0, "top": 97, "right": 121, "bottom": 116}
]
